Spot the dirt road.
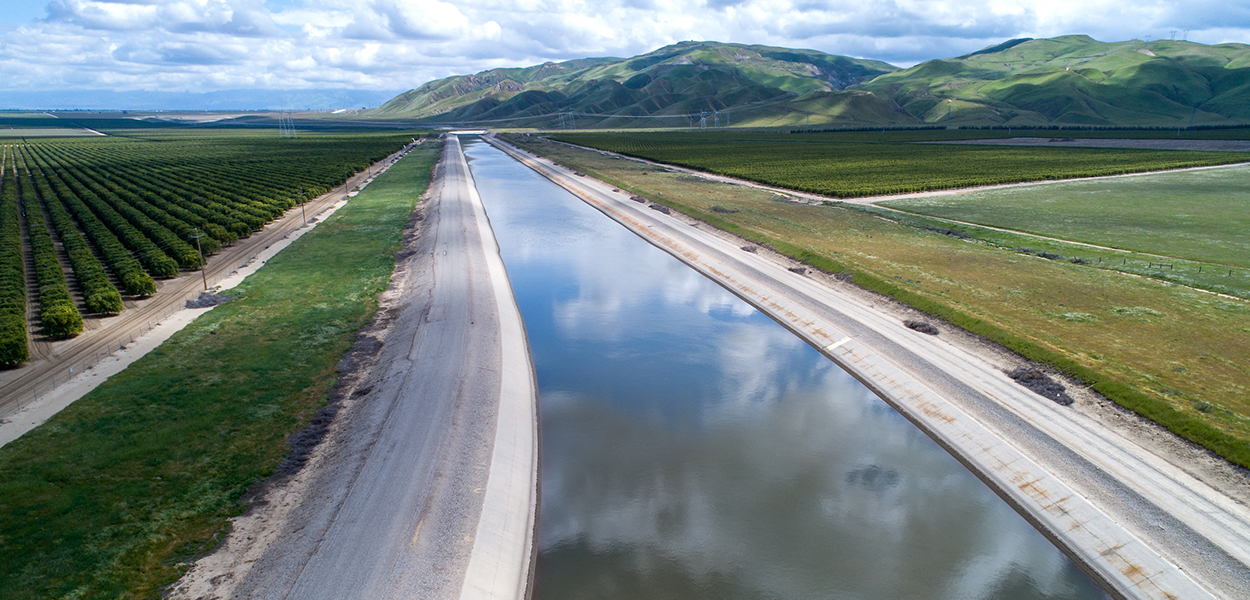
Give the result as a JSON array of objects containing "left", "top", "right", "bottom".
[
  {"left": 490, "top": 135, "right": 1250, "bottom": 600},
  {"left": 173, "top": 136, "right": 537, "bottom": 600}
]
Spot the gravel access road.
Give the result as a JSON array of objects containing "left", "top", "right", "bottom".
[
  {"left": 215, "top": 136, "right": 537, "bottom": 600},
  {"left": 489, "top": 135, "right": 1250, "bottom": 600}
]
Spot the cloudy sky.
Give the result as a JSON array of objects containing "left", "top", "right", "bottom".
[{"left": 0, "top": 0, "right": 1246, "bottom": 95}]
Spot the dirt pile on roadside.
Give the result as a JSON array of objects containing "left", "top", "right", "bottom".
[
  {"left": 1008, "top": 367, "right": 1074, "bottom": 406},
  {"left": 904, "top": 320, "right": 939, "bottom": 335},
  {"left": 184, "top": 292, "right": 233, "bottom": 308}
]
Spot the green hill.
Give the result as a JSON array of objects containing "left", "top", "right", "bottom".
[
  {"left": 863, "top": 35, "right": 1250, "bottom": 126},
  {"left": 373, "top": 36, "right": 1250, "bottom": 128},
  {"left": 369, "top": 41, "right": 901, "bottom": 128}
]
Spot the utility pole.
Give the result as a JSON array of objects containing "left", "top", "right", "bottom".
[
  {"left": 298, "top": 187, "right": 307, "bottom": 225},
  {"left": 193, "top": 228, "right": 208, "bottom": 291}
]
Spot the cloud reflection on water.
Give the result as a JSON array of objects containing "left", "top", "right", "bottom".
[{"left": 464, "top": 140, "right": 1107, "bottom": 600}]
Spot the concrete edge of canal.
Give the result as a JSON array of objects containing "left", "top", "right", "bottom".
[
  {"left": 483, "top": 134, "right": 1234, "bottom": 600},
  {"left": 453, "top": 134, "right": 542, "bottom": 600}
]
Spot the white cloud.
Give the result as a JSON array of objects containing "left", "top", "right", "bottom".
[{"left": 0, "top": 0, "right": 1246, "bottom": 94}]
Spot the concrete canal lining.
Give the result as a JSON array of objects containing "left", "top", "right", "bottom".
[
  {"left": 455, "top": 135, "right": 541, "bottom": 600},
  {"left": 486, "top": 134, "right": 1249, "bottom": 600}
]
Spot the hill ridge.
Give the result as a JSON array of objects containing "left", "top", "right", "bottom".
[{"left": 373, "top": 36, "right": 1250, "bottom": 128}]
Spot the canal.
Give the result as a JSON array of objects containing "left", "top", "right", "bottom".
[{"left": 463, "top": 139, "right": 1109, "bottom": 600}]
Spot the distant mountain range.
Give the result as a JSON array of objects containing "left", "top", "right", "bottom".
[
  {"left": 370, "top": 41, "right": 899, "bottom": 127},
  {"left": 0, "top": 89, "right": 401, "bottom": 111},
  {"left": 372, "top": 36, "right": 1250, "bottom": 128}
]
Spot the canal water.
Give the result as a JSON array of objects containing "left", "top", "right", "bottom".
[{"left": 463, "top": 139, "right": 1109, "bottom": 600}]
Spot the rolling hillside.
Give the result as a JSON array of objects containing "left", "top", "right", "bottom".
[
  {"left": 374, "top": 36, "right": 1250, "bottom": 128},
  {"left": 369, "top": 41, "right": 901, "bottom": 128},
  {"left": 864, "top": 35, "right": 1250, "bottom": 126}
]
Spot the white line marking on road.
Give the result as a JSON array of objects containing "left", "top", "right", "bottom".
[{"left": 824, "top": 337, "right": 851, "bottom": 352}]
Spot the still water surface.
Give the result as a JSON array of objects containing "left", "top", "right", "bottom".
[{"left": 463, "top": 139, "right": 1109, "bottom": 600}]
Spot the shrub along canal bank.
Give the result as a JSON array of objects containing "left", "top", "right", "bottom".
[{"left": 0, "top": 141, "right": 441, "bottom": 599}]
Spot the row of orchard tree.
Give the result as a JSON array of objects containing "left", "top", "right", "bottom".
[{"left": 0, "top": 133, "right": 408, "bottom": 366}]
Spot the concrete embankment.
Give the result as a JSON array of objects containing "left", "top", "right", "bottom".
[
  {"left": 455, "top": 135, "right": 540, "bottom": 600},
  {"left": 487, "top": 135, "right": 1250, "bottom": 600},
  {"left": 172, "top": 136, "right": 538, "bottom": 600}
]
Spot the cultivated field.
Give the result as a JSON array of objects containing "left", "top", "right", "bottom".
[
  {"left": 552, "top": 130, "right": 1250, "bottom": 197},
  {"left": 0, "top": 140, "right": 441, "bottom": 599},
  {"left": 881, "top": 165, "right": 1250, "bottom": 268},
  {"left": 0, "top": 131, "right": 411, "bottom": 366},
  {"left": 506, "top": 134, "right": 1250, "bottom": 468}
]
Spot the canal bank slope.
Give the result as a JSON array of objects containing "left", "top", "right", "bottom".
[
  {"left": 486, "top": 135, "right": 1250, "bottom": 600},
  {"left": 173, "top": 136, "right": 538, "bottom": 600}
]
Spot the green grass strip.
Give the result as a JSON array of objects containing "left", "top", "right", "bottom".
[
  {"left": 643, "top": 194, "right": 1250, "bottom": 470},
  {"left": 0, "top": 142, "right": 440, "bottom": 599}
]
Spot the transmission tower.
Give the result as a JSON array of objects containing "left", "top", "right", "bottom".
[
  {"left": 713, "top": 110, "right": 720, "bottom": 128},
  {"left": 278, "top": 113, "right": 297, "bottom": 138},
  {"left": 699, "top": 110, "right": 707, "bottom": 129}
]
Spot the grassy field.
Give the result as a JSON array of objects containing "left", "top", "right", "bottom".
[
  {"left": 0, "top": 140, "right": 440, "bottom": 599},
  {"left": 551, "top": 130, "right": 1250, "bottom": 197},
  {"left": 506, "top": 134, "right": 1250, "bottom": 468},
  {"left": 881, "top": 165, "right": 1250, "bottom": 268},
  {"left": 847, "top": 203, "right": 1250, "bottom": 301}
]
